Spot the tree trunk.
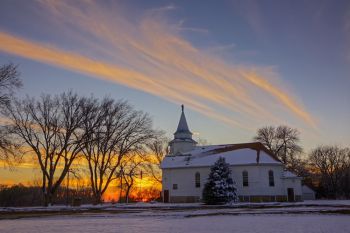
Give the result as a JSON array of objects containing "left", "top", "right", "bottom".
[
  {"left": 125, "top": 187, "right": 131, "bottom": 203},
  {"left": 93, "top": 192, "right": 102, "bottom": 205},
  {"left": 44, "top": 192, "right": 53, "bottom": 207}
]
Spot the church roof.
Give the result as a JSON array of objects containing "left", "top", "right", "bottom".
[
  {"left": 175, "top": 105, "right": 191, "bottom": 134},
  {"left": 281, "top": 170, "right": 299, "bottom": 179},
  {"left": 161, "top": 142, "right": 282, "bottom": 169}
]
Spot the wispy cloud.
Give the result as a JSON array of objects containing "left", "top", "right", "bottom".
[
  {"left": 175, "top": 19, "right": 209, "bottom": 34},
  {"left": 0, "top": 0, "right": 315, "bottom": 130},
  {"left": 206, "top": 43, "right": 236, "bottom": 53},
  {"left": 230, "top": 0, "right": 266, "bottom": 38},
  {"left": 177, "top": 26, "right": 209, "bottom": 34},
  {"left": 147, "top": 4, "right": 177, "bottom": 13}
]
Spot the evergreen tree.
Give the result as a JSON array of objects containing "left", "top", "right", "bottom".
[{"left": 202, "top": 157, "right": 238, "bottom": 204}]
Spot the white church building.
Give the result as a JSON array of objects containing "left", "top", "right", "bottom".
[{"left": 160, "top": 106, "right": 303, "bottom": 203}]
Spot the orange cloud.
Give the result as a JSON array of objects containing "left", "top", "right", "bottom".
[
  {"left": 242, "top": 71, "right": 316, "bottom": 127},
  {"left": 0, "top": 0, "right": 316, "bottom": 130}
]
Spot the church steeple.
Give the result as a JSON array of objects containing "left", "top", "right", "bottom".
[
  {"left": 169, "top": 105, "right": 197, "bottom": 155},
  {"left": 175, "top": 105, "right": 191, "bottom": 136}
]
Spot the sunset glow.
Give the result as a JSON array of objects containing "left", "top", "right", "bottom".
[{"left": 0, "top": 0, "right": 349, "bottom": 203}]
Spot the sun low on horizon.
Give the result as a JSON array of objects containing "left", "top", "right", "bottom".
[{"left": 0, "top": 0, "right": 350, "bottom": 194}]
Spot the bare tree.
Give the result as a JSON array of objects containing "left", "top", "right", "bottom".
[
  {"left": 144, "top": 134, "right": 169, "bottom": 184},
  {"left": 0, "top": 130, "right": 21, "bottom": 167},
  {"left": 81, "top": 98, "right": 154, "bottom": 204},
  {"left": 196, "top": 137, "right": 209, "bottom": 146},
  {"left": 254, "top": 125, "right": 303, "bottom": 171},
  {"left": 0, "top": 63, "right": 22, "bottom": 106},
  {"left": 4, "top": 92, "right": 86, "bottom": 206},
  {"left": 0, "top": 63, "right": 22, "bottom": 165},
  {"left": 120, "top": 153, "right": 143, "bottom": 203},
  {"left": 308, "top": 145, "right": 350, "bottom": 198}
]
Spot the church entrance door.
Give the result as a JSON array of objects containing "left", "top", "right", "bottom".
[
  {"left": 287, "top": 188, "right": 295, "bottom": 202},
  {"left": 164, "top": 190, "right": 169, "bottom": 203}
]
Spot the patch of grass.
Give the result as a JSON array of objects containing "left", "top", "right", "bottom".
[
  {"left": 321, "top": 209, "right": 350, "bottom": 215},
  {"left": 0, "top": 209, "right": 140, "bottom": 220}
]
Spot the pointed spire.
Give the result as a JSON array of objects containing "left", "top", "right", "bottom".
[
  {"left": 175, "top": 104, "right": 191, "bottom": 134},
  {"left": 169, "top": 104, "right": 197, "bottom": 154}
]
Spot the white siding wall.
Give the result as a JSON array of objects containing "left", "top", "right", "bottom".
[
  {"left": 232, "top": 165, "right": 284, "bottom": 196},
  {"left": 302, "top": 185, "right": 316, "bottom": 200},
  {"left": 162, "top": 164, "right": 302, "bottom": 200},
  {"left": 162, "top": 167, "right": 208, "bottom": 197},
  {"left": 283, "top": 178, "right": 302, "bottom": 196}
]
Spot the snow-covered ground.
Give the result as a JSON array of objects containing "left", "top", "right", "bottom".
[
  {"left": 1, "top": 214, "right": 350, "bottom": 233},
  {"left": 1, "top": 200, "right": 350, "bottom": 233}
]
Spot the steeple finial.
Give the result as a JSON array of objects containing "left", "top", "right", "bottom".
[{"left": 175, "top": 104, "right": 191, "bottom": 134}]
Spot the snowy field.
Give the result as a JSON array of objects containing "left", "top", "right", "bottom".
[
  {"left": 1, "top": 214, "right": 350, "bottom": 233},
  {"left": 1, "top": 200, "right": 350, "bottom": 233}
]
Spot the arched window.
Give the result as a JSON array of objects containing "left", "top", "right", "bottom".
[
  {"left": 242, "top": 171, "right": 249, "bottom": 187},
  {"left": 269, "top": 170, "right": 275, "bottom": 187},
  {"left": 195, "top": 172, "right": 200, "bottom": 188}
]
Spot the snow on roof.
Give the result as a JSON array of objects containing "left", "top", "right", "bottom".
[
  {"left": 281, "top": 170, "right": 299, "bottom": 179},
  {"left": 161, "top": 142, "right": 282, "bottom": 169}
]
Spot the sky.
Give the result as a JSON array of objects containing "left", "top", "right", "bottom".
[{"left": 0, "top": 0, "right": 349, "bottom": 184}]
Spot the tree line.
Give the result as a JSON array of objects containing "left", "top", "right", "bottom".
[
  {"left": 0, "top": 183, "right": 95, "bottom": 207},
  {"left": 254, "top": 126, "right": 350, "bottom": 199},
  {"left": 3, "top": 92, "right": 166, "bottom": 206}
]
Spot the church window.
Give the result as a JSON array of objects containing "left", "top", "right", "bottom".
[
  {"left": 242, "top": 171, "right": 249, "bottom": 187},
  {"left": 269, "top": 170, "right": 275, "bottom": 186},
  {"left": 195, "top": 172, "right": 200, "bottom": 188}
]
